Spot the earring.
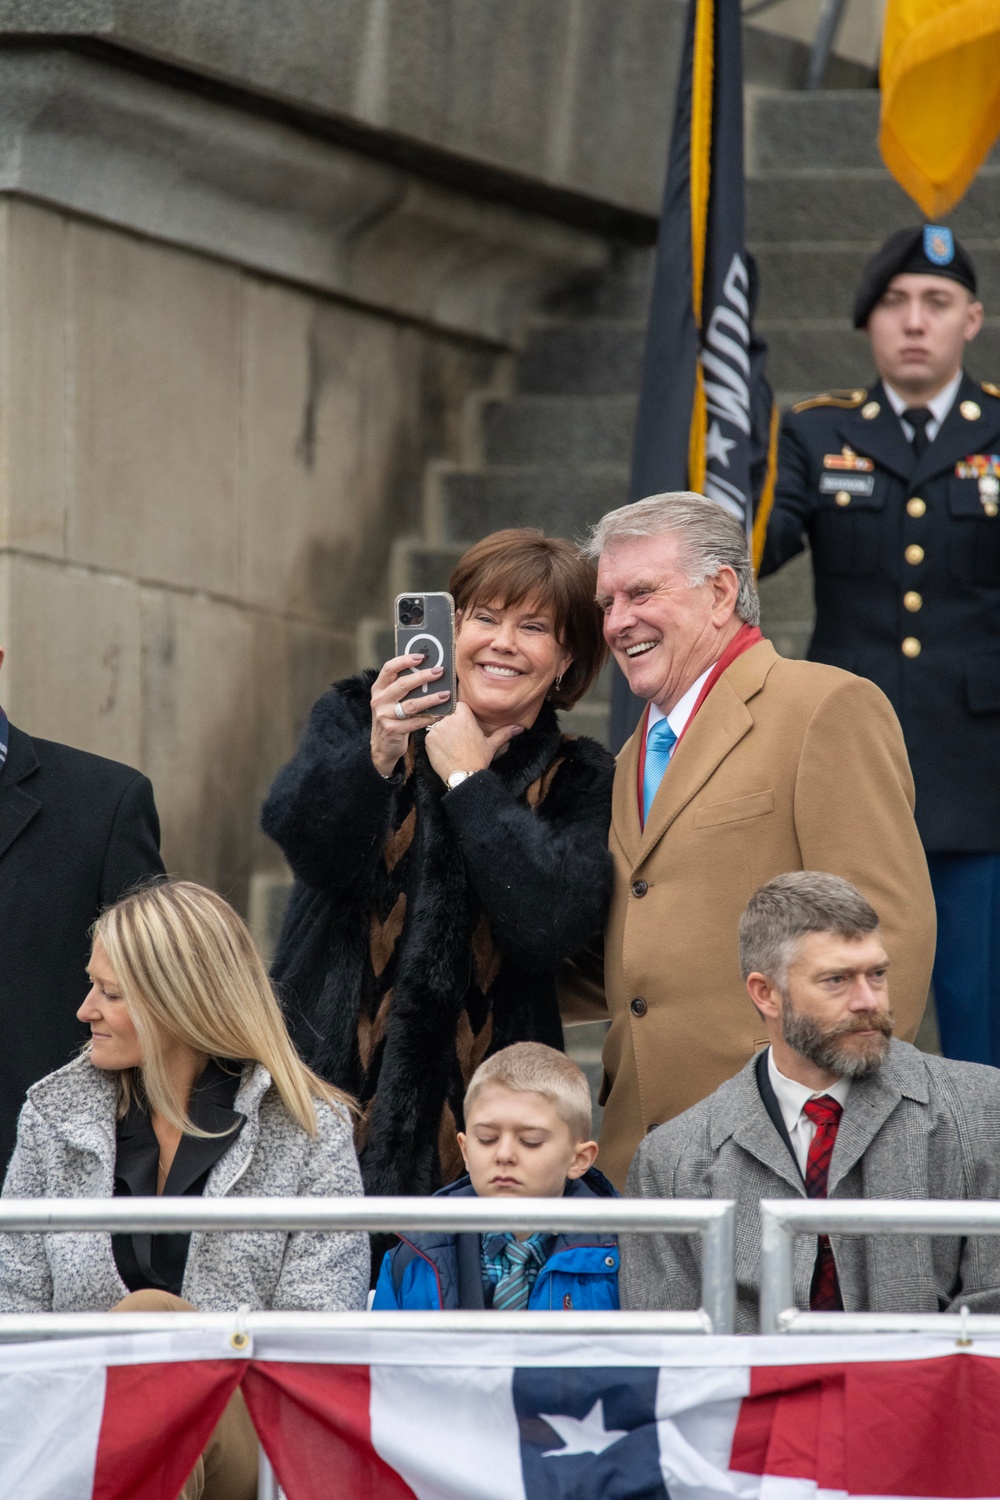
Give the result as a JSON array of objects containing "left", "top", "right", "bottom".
[{"left": 553, "top": 674, "right": 563, "bottom": 689}]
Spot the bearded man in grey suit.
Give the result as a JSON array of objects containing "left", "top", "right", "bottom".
[{"left": 622, "top": 871, "right": 1000, "bottom": 1331}]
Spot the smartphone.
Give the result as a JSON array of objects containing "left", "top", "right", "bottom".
[{"left": 393, "top": 592, "right": 457, "bottom": 717}]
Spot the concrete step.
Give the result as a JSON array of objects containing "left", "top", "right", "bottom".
[
  {"left": 559, "top": 699, "right": 611, "bottom": 749},
  {"left": 760, "top": 318, "right": 1000, "bottom": 392},
  {"left": 750, "top": 90, "right": 883, "bottom": 172},
  {"left": 482, "top": 394, "right": 637, "bottom": 465},
  {"left": 559, "top": 246, "right": 654, "bottom": 322},
  {"left": 753, "top": 241, "right": 1000, "bottom": 323},
  {"left": 516, "top": 322, "right": 645, "bottom": 396},
  {"left": 357, "top": 619, "right": 395, "bottom": 673},
  {"left": 389, "top": 537, "right": 465, "bottom": 597},
  {"left": 747, "top": 166, "right": 1000, "bottom": 245},
  {"left": 751, "top": 89, "right": 1000, "bottom": 174},
  {"left": 563, "top": 1019, "right": 610, "bottom": 1137},
  {"left": 439, "top": 465, "right": 628, "bottom": 544}
]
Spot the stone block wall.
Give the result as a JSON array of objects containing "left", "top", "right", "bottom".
[{"left": 0, "top": 196, "right": 500, "bottom": 905}]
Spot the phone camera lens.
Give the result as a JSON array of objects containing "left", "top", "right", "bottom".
[{"left": 399, "top": 610, "right": 412, "bottom": 625}]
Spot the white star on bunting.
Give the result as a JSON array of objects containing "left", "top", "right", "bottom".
[{"left": 539, "top": 1398, "right": 629, "bottom": 1458}]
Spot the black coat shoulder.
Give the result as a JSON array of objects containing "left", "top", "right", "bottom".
[{"left": 21, "top": 729, "right": 156, "bottom": 802}]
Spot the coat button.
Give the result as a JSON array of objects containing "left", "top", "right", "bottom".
[
  {"left": 906, "top": 497, "right": 927, "bottom": 517},
  {"left": 902, "top": 636, "right": 921, "bottom": 658},
  {"left": 986, "top": 502, "right": 999, "bottom": 517},
  {"left": 631, "top": 879, "right": 648, "bottom": 897},
  {"left": 904, "top": 544, "right": 924, "bottom": 565},
  {"left": 604, "top": 1255, "right": 615, "bottom": 1267},
  {"left": 834, "top": 490, "right": 851, "bottom": 507},
  {"left": 903, "top": 591, "right": 923, "bottom": 612},
  {"left": 630, "top": 996, "right": 647, "bottom": 1017}
]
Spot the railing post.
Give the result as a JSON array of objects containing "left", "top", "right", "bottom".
[
  {"left": 257, "top": 1443, "right": 278, "bottom": 1500},
  {"left": 806, "top": 0, "right": 849, "bottom": 88},
  {"left": 759, "top": 1202, "right": 795, "bottom": 1334},
  {"left": 701, "top": 1203, "right": 736, "bottom": 1335}
]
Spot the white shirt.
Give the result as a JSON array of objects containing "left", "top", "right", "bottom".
[
  {"left": 767, "top": 1048, "right": 851, "bottom": 1177},
  {"left": 646, "top": 664, "right": 715, "bottom": 751},
  {"left": 883, "top": 370, "right": 962, "bottom": 446}
]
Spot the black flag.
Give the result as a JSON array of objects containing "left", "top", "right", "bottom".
[{"left": 610, "top": 0, "right": 778, "bottom": 749}]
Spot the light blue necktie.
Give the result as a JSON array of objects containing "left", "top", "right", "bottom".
[
  {"left": 643, "top": 717, "right": 677, "bottom": 824},
  {"left": 492, "top": 1237, "right": 547, "bottom": 1311}
]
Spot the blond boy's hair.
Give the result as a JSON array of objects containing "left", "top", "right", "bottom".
[{"left": 463, "top": 1043, "right": 593, "bottom": 1142}]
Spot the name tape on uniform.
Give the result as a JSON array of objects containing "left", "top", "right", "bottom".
[{"left": 820, "top": 474, "right": 875, "bottom": 496}]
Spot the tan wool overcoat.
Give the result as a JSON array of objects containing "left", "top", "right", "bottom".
[{"left": 574, "top": 640, "right": 936, "bottom": 1189}]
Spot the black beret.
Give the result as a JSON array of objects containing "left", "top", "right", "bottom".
[{"left": 853, "top": 226, "right": 977, "bottom": 328}]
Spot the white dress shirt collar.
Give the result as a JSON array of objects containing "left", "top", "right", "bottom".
[
  {"left": 883, "top": 370, "right": 962, "bottom": 445},
  {"left": 767, "top": 1047, "right": 851, "bottom": 1174},
  {"left": 646, "top": 663, "right": 715, "bottom": 743}
]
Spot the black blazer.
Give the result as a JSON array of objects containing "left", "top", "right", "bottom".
[{"left": 0, "top": 724, "right": 164, "bottom": 1168}]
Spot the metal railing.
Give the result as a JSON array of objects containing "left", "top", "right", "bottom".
[
  {"left": 760, "top": 1198, "right": 1000, "bottom": 1333},
  {"left": 742, "top": 0, "right": 852, "bottom": 89},
  {"left": 0, "top": 1194, "right": 736, "bottom": 1500},
  {"left": 0, "top": 1195, "right": 736, "bottom": 1334}
]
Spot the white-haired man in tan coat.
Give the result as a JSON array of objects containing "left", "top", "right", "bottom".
[{"left": 565, "top": 492, "right": 935, "bottom": 1189}]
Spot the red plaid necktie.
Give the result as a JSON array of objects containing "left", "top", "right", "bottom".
[{"left": 803, "top": 1095, "right": 843, "bottom": 1312}]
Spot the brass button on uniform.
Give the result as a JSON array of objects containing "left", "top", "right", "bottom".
[
  {"left": 904, "top": 544, "right": 925, "bottom": 565},
  {"left": 961, "top": 400, "right": 982, "bottom": 420},
  {"left": 630, "top": 996, "right": 647, "bottom": 1017},
  {"left": 907, "top": 497, "right": 927, "bottom": 517},
  {"left": 985, "top": 501, "right": 999, "bottom": 517},
  {"left": 903, "top": 591, "right": 923, "bottom": 612},
  {"left": 835, "top": 490, "right": 851, "bottom": 507},
  {"left": 631, "top": 879, "right": 648, "bottom": 898},
  {"left": 861, "top": 401, "right": 880, "bottom": 420},
  {"left": 902, "top": 636, "right": 922, "bottom": 658}
]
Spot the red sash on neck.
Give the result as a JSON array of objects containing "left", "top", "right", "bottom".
[{"left": 636, "top": 623, "right": 763, "bottom": 827}]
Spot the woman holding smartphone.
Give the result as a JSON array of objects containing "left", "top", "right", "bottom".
[{"left": 262, "top": 529, "right": 614, "bottom": 1206}]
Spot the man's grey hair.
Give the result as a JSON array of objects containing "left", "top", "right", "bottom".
[
  {"left": 739, "top": 871, "right": 880, "bottom": 985},
  {"left": 581, "top": 492, "right": 760, "bottom": 628}
]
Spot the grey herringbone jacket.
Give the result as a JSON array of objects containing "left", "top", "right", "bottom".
[
  {"left": 0, "top": 1054, "right": 370, "bottom": 1313},
  {"left": 622, "top": 1041, "right": 1000, "bottom": 1332}
]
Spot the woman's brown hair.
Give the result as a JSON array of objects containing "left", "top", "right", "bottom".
[{"left": 448, "top": 529, "right": 606, "bottom": 709}]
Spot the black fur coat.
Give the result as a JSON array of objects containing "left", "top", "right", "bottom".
[{"left": 262, "top": 673, "right": 614, "bottom": 1198}]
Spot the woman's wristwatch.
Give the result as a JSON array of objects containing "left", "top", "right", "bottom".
[{"left": 446, "top": 770, "right": 477, "bottom": 790}]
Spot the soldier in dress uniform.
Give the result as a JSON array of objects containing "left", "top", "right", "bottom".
[{"left": 761, "top": 225, "right": 1000, "bottom": 1066}]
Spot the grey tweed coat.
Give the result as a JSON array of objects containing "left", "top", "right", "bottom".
[
  {"left": 0, "top": 1055, "right": 370, "bottom": 1313},
  {"left": 622, "top": 1040, "right": 1000, "bottom": 1332}
]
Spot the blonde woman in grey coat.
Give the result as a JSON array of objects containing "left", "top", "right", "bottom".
[{"left": 0, "top": 879, "right": 369, "bottom": 1500}]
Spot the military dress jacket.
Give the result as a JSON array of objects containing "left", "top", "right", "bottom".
[{"left": 761, "top": 374, "right": 1000, "bottom": 853}]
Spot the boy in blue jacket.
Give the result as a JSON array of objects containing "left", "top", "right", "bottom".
[{"left": 373, "top": 1042, "right": 619, "bottom": 1311}]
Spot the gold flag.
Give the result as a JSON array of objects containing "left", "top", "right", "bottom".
[{"left": 880, "top": 0, "right": 1000, "bottom": 215}]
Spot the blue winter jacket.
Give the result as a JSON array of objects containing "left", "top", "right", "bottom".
[{"left": 372, "top": 1168, "right": 620, "bottom": 1311}]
